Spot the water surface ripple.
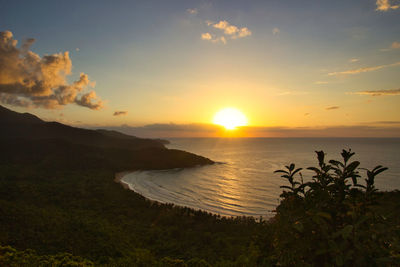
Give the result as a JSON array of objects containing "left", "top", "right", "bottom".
[{"left": 122, "top": 138, "right": 400, "bottom": 218}]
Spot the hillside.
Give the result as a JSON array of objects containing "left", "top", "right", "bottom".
[{"left": 0, "top": 105, "right": 166, "bottom": 151}]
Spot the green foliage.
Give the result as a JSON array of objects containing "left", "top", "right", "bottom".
[
  {"left": 0, "top": 160, "right": 263, "bottom": 265},
  {"left": 271, "top": 149, "right": 400, "bottom": 266},
  {"left": 0, "top": 245, "right": 94, "bottom": 266}
]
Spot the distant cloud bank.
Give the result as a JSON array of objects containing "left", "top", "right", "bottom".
[
  {"left": 96, "top": 123, "right": 400, "bottom": 138},
  {"left": 0, "top": 30, "right": 103, "bottom": 110}
]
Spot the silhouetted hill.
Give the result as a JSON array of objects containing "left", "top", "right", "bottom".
[
  {"left": 0, "top": 105, "right": 164, "bottom": 150},
  {"left": 0, "top": 105, "right": 43, "bottom": 124},
  {"left": 0, "top": 138, "right": 213, "bottom": 171},
  {"left": 0, "top": 105, "right": 213, "bottom": 169}
]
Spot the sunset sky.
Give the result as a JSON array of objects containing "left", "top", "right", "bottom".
[{"left": 1, "top": 0, "right": 400, "bottom": 137}]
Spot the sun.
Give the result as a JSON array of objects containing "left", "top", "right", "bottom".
[{"left": 213, "top": 107, "right": 248, "bottom": 130}]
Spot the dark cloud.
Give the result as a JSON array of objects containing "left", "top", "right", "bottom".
[
  {"left": 113, "top": 111, "right": 128, "bottom": 116},
  {"left": 0, "top": 30, "right": 103, "bottom": 110},
  {"left": 326, "top": 106, "right": 340, "bottom": 110}
]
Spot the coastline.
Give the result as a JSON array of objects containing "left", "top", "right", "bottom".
[
  {"left": 114, "top": 171, "right": 131, "bottom": 190},
  {"left": 113, "top": 170, "right": 263, "bottom": 218},
  {"left": 115, "top": 171, "right": 162, "bottom": 206}
]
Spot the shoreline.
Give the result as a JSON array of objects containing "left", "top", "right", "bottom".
[
  {"left": 114, "top": 171, "right": 132, "bottom": 190},
  {"left": 113, "top": 170, "right": 267, "bottom": 219},
  {"left": 115, "top": 171, "right": 162, "bottom": 206}
]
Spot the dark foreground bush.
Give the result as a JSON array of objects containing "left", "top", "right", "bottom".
[{"left": 270, "top": 149, "right": 400, "bottom": 266}]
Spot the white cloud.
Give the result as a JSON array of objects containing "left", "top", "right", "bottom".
[
  {"left": 272, "top": 27, "right": 280, "bottom": 35},
  {"left": 349, "top": 58, "right": 359, "bottom": 63},
  {"left": 376, "top": 0, "right": 399, "bottom": 11}
]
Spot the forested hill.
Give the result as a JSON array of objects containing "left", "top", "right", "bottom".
[
  {"left": 0, "top": 105, "right": 213, "bottom": 170},
  {"left": 0, "top": 105, "right": 164, "bottom": 151}
]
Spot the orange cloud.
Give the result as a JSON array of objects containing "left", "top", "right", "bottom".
[
  {"left": 0, "top": 30, "right": 103, "bottom": 110},
  {"left": 376, "top": 0, "right": 399, "bottom": 11}
]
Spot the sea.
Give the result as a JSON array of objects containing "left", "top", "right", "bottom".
[{"left": 121, "top": 138, "right": 400, "bottom": 218}]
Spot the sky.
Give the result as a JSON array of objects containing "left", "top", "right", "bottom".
[{"left": 1, "top": 0, "right": 400, "bottom": 137}]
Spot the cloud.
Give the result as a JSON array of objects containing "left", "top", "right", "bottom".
[
  {"left": 201, "top": 32, "right": 212, "bottom": 40},
  {"left": 392, "top": 41, "right": 400, "bottom": 49},
  {"left": 328, "top": 61, "right": 400, "bottom": 76},
  {"left": 326, "top": 106, "right": 340, "bottom": 110},
  {"left": 376, "top": 0, "right": 399, "bottom": 11},
  {"left": 0, "top": 30, "right": 103, "bottom": 110},
  {"left": 113, "top": 111, "right": 128, "bottom": 116},
  {"left": 202, "top": 20, "right": 251, "bottom": 44},
  {"left": 272, "top": 27, "right": 280, "bottom": 35},
  {"left": 349, "top": 58, "right": 359, "bottom": 63},
  {"left": 187, "top": 8, "right": 198, "bottom": 15},
  {"left": 314, "top": 81, "right": 330, "bottom": 85},
  {"left": 212, "top": 20, "right": 252, "bottom": 38},
  {"left": 201, "top": 33, "right": 226, "bottom": 44},
  {"left": 213, "top": 20, "right": 238, "bottom": 35},
  {"left": 352, "top": 88, "right": 400, "bottom": 96}
]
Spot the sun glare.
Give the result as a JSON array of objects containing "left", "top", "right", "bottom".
[{"left": 213, "top": 108, "right": 248, "bottom": 130}]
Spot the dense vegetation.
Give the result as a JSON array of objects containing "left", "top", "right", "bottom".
[
  {"left": 0, "top": 142, "right": 264, "bottom": 266},
  {"left": 1, "top": 147, "right": 399, "bottom": 266}
]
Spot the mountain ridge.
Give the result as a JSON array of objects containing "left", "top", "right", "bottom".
[{"left": 0, "top": 105, "right": 164, "bottom": 151}]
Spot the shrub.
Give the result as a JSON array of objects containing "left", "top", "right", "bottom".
[{"left": 271, "top": 149, "right": 399, "bottom": 266}]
